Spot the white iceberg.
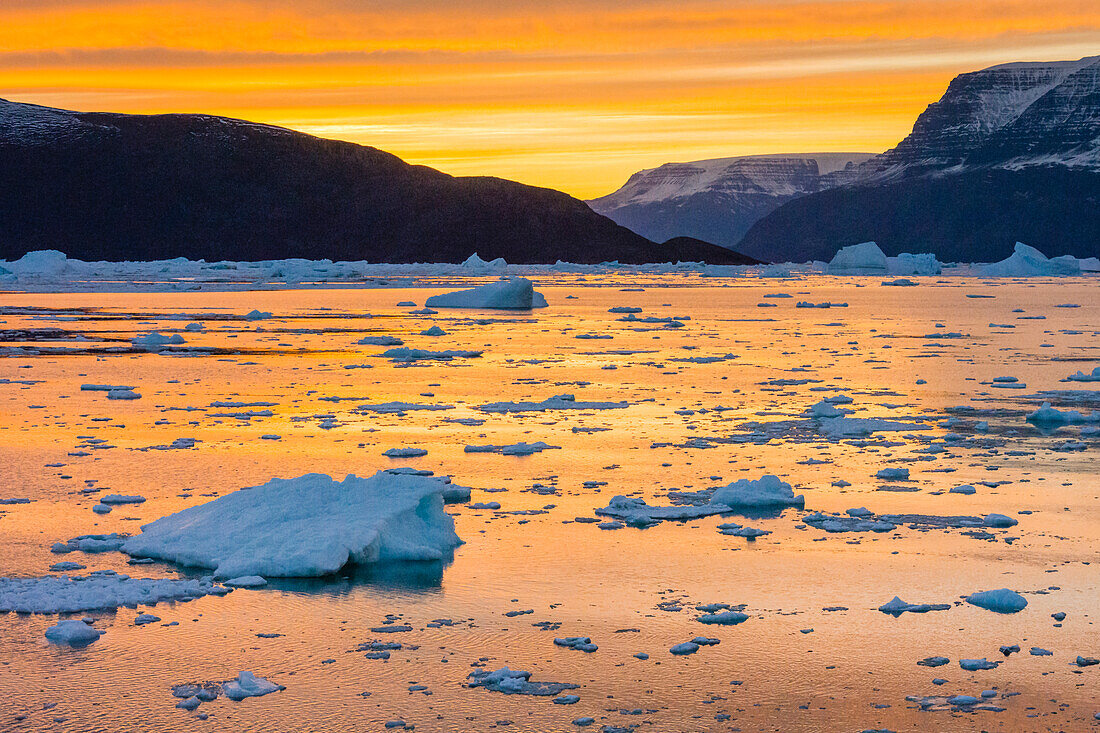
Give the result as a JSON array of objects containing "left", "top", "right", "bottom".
[
  {"left": 978, "top": 243, "right": 1081, "bottom": 277},
  {"left": 828, "top": 242, "right": 887, "bottom": 275},
  {"left": 7, "top": 249, "right": 70, "bottom": 278},
  {"left": 887, "top": 252, "right": 942, "bottom": 275},
  {"left": 425, "top": 277, "right": 548, "bottom": 310},
  {"left": 121, "top": 471, "right": 464, "bottom": 577}
]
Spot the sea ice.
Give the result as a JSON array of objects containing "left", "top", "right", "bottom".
[
  {"left": 121, "top": 471, "right": 464, "bottom": 577},
  {"left": 877, "top": 596, "right": 951, "bottom": 615},
  {"left": 466, "top": 667, "right": 578, "bottom": 696},
  {"left": 0, "top": 571, "right": 226, "bottom": 613},
  {"left": 596, "top": 475, "right": 803, "bottom": 526},
  {"left": 358, "top": 336, "right": 404, "bottom": 346},
  {"left": 478, "top": 394, "right": 628, "bottom": 413},
  {"left": 383, "top": 447, "right": 428, "bottom": 458},
  {"left": 380, "top": 347, "right": 483, "bottom": 362},
  {"left": 464, "top": 442, "right": 560, "bottom": 456},
  {"left": 132, "top": 332, "right": 185, "bottom": 350}
]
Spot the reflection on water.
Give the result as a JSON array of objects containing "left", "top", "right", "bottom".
[{"left": 0, "top": 276, "right": 1098, "bottom": 732}]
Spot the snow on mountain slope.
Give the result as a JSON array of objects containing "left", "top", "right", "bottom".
[
  {"left": 859, "top": 55, "right": 1100, "bottom": 178},
  {"left": 0, "top": 98, "right": 89, "bottom": 145},
  {"left": 591, "top": 153, "right": 874, "bottom": 208},
  {"left": 586, "top": 153, "right": 874, "bottom": 248}
]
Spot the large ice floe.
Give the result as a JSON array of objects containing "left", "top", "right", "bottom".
[
  {"left": 0, "top": 570, "right": 228, "bottom": 613},
  {"left": 595, "top": 475, "right": 804, "bottom": 526},
  {"left": 978, "top": 242, "right": 1082, "bottom": 277},
  {"left": 120, "top": 471, "right": 464, "bottom": 577},
  {"left": 425, "top": 277, "right": 548, "bottom": 310}
]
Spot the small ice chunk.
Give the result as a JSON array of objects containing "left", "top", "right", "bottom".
[
  {"left": 222, "top": 671, "right": 284, "bottom": 700},
  {"left": 44, "top": 619, "right": 103, "bottom": 645},
  {"left": 383, "top": 447, "right": 428, "bottom": 458},
  {"left": 965, "top": 588, "right": 1027, "bottom": 614},
  {"left": 959, "top": 658, "right": 999, "bottom": 671},
  {"left": 224, "top": 576, "right": 267, "bottom": 588}
]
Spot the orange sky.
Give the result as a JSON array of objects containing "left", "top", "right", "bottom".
[{"left": 2, "top": 0, "right": 1098, "bottom": 197}]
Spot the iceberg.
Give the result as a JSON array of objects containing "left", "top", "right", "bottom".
[
  {"left": 828, "top": 242, "right": 887, "bottom": 275},
  {"left": 887, "top": 252, "right": 942, "bottom": 276},
  {"left": 425, "top": 277, "right": 548, "bottom": 310},
  {"left": 978, "top": 243, "right": 1081, "bottom": 277},
  {"left": 121, "top": 471, "right": 464, "bottom": 578}
]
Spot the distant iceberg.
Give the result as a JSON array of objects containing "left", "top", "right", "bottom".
[
  {"left": 978, "top": 242, "right": 1081, "bottom": 277},
  {"left": 426, "top": 277, "right": 548, "bottom": 309},
  {"left": 828, "top": 242, "right": 888, "bottom": 275}
]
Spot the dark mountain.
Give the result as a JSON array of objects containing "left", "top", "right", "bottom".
[
  {"left": 0, "top": 98, "right": 749, "bottom": 265},
  {"left": 659, "top": 236, "right": 760, "bottom": 264},
  {"left": 587, "top": 154, "right": 873, "bottom": 249},
  {"left": 737, "top": 55, "right": 1100, "bottom": 263}
]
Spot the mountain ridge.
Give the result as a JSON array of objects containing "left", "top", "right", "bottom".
[
  {"left": 0, "top": 97, "right": 756, "bottom": 265},
  {"left": 587, "top": 153, "right": 874, "bottom": 248}
]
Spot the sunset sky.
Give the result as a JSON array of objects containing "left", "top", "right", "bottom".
[{"left": 3, "top": 0, "right": 1099, "bottom": 197}]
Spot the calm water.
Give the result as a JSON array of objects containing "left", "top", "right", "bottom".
[{"left": 0, "top": 276, "right": 1098, "bottom": 731}]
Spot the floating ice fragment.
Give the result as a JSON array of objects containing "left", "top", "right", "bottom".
[
  {"left": 0, "top": 572, "right": 226, "bottom": 613},
  {"left": 45, "top": 619, "right": 103, "bottom": 646},
  {"left": 383, "top": 447, "right": 428, "bottom": 458},
  {"left": 478, "top": 394, "right": 628, "bottom": 413},
  {"left": 466, "top": 667, "right": 578, "bottom": 696},
  {"left": 877, "top": 596, "right": 951, "bottom": 615},
  {"left": 223, "top": 671, "right": 284, "bottom": 700},
  {"left": 965, "top": 589, "right": 1027, "bottom": 614}
]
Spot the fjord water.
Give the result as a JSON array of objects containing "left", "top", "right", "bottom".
[{"left": 0, "top": 276, "right": 1097, "bottom": 732}]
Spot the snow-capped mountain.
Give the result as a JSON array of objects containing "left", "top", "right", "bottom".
[
  {"left": 0, "top": 98, "right": 754, "bottom": 264},
  {"left": 861, "top": 55, "right": 1100, "bottom": 178},
  {"left": 595, "top": 55, "right": 1099, "bottom": 262},
  {"left": 588, "top": 153, "right": 873, "bottom": 248}
]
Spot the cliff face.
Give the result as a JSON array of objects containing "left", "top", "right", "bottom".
[
  {"left": 0, "top": 98, "right": 749, "bottom": 264},
  {"left": 588, "top": 153, "right": 873, "bottom": 248}
]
